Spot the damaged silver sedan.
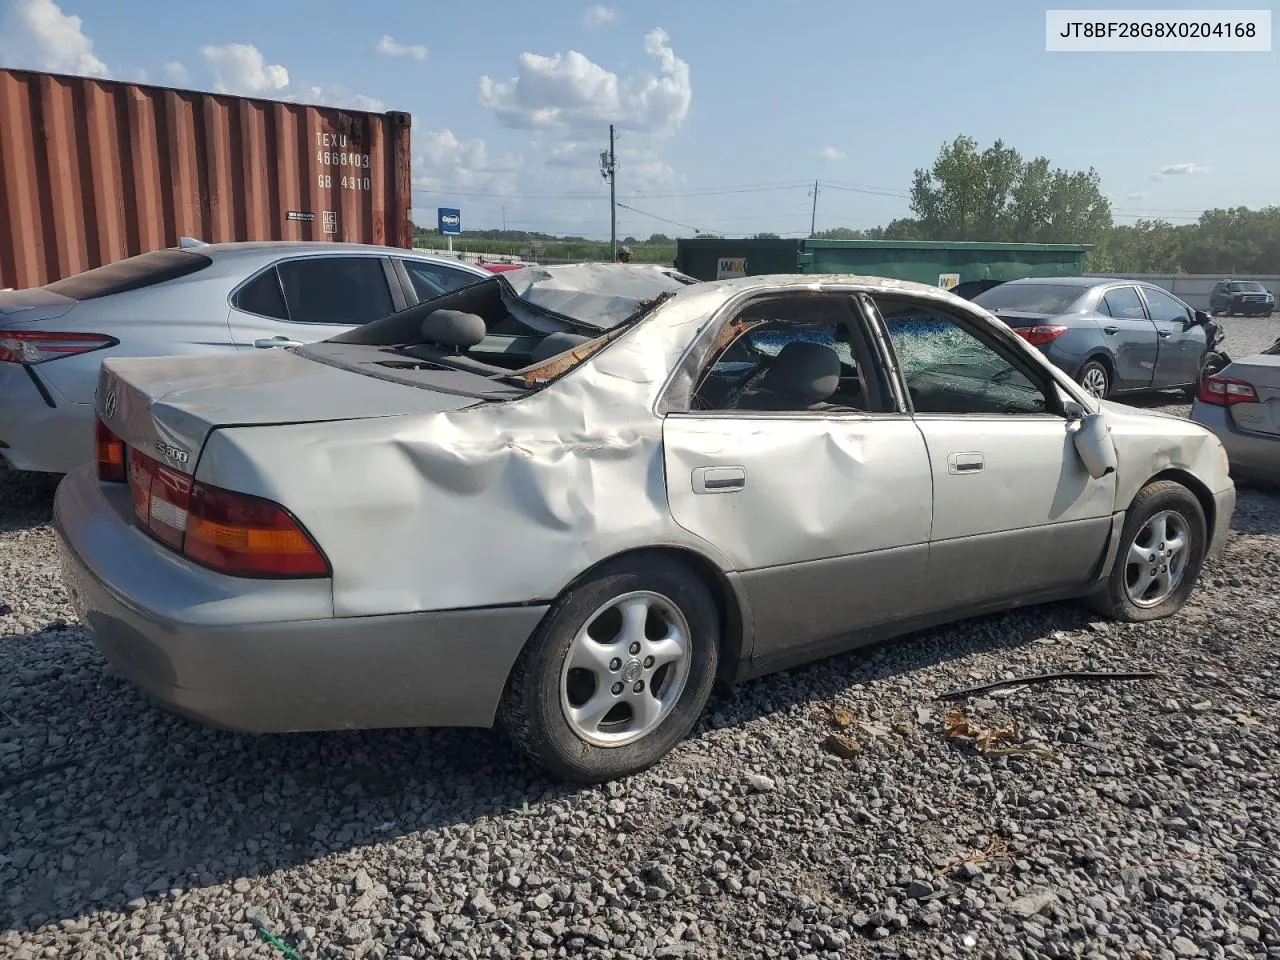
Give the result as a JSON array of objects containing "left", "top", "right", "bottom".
[{"left": 55, "top": 264, "right": 1235, "bottom": 782}]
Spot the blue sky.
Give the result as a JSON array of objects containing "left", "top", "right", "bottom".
[{"left": 1, "top": 0, "right": 1276, "bottom": 239}]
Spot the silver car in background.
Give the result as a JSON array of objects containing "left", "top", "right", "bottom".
[
  {"left": 0, "top": 241, "right": 490, "bottom": 474},
  {"left": 55, "top": 265, "right": 1235, "bottom": 783},
  {"left": 1191, "top": 340, "right": 1280, "bottom": 484}
]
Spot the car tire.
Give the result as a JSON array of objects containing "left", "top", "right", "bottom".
[
  {"left": 1086, "top": 480, "right": 1207, "bottom": 623},
  {"left": 1077, "top": 360, "right": 1111, "bottom": 400},
  {"left": 499, "top": 555, "right": 720, "bottom": 783}
]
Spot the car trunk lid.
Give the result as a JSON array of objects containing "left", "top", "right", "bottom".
[
  {"left": 0, "top": 288, "right": 76, "bottom": 325},
  {"left": 96, "top": 348, "right": 485, "bottom": 475},
  {"left": 1223, "top": 354, "right": 1280, "bottom": 437}
]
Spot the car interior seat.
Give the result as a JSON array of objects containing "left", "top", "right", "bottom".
[
  {"left": 734, "top": 341, "right": 842, "bottom": 411},
  {"left": 400, "top": 310, "right": 510, "bottom": 375}
]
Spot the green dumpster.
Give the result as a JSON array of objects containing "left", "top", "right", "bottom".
[{"left": 674, "top": 238, "right": 1087, "bottom": 289}]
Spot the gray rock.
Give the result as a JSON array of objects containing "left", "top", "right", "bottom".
[
  {"left": 906, "top": 881, "right": 935, "bottom": 900},
  {"left": 745, "top": 773, "right": 776, "bottom": 793},
  {"left": 1009, "top": 889, "right": 1059, "bottom": 918},
  {"left": 343, "top": 919, "right": 373, "bottom": 944}
]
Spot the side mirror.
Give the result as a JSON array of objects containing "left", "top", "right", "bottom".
[
  {"left": 1071, "top": 412, "right": 1117, "bottom": 479},
  {"left": 1192, "top": 310, "right": 1210, "bottom": 326}
]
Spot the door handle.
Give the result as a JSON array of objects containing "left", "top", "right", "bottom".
[
  {"left": 254, "top": 337, "right": 304, "bottom": 349},
  {"left": 1157, "top": 330, "right": 1171, "bottom": 338},
  {"left": 1103, "top": 325, "right": 1119, "bottom": 335},
  {"left": 692, "top": 465, "right": 746, "bottom": 494},
  {"left": 947, "top": 452, "right": 984, "bottom": 475}
]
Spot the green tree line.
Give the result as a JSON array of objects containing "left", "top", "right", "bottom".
[
  {"left": 410, "top": 227, "right": 676, "bottom": 264},
  {"left": 816, "top": 136, "right": 1280, "bottom": 275}
]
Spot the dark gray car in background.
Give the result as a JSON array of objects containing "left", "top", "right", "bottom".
[{"left": 972, "top": 277, "right": 1211, "bottom": 400}]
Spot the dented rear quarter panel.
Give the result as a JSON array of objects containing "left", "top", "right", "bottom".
[{"left": 194, "top": 282, "right": 741, "bottom": 616}]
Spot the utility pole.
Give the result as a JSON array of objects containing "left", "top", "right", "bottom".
[
  {"left": 501, "top": 206, "right": 507, "bottom": 232},
  {"left": 809, "top": 179, "right": 819, "bottom": 237},
  {"left": 600, "top": 124, "right": 617, "bottom": 259}
]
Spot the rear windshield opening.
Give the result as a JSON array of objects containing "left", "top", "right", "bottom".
[
  {"left": 972, "top": 283, "right": 1084, "bottom": 315},
  {"left": 43, "top": 249, "right": 213, "bottom": 301},
  {"left": 328, "top": 276, "right": 660, "bottom": 386}
]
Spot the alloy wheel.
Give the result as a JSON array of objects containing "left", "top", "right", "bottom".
[
  {"left": 1081, "top": 365, "right": 1109, "bottom": 399},
  {"left": 559, "top": 590, "right": 692, "bottom": 747},
  {"left": 1124, "top": 510, "right": 1191, "bottom": 607}
]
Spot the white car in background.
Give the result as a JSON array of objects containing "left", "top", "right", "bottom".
[{"left": 0, "top": 241, "right": 490, "bottom": 474}]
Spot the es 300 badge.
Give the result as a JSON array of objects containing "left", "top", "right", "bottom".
[{"left": 154, "top": 440, "right": 190, "bottom": 465}]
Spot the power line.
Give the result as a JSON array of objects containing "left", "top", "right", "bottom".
[
  {"left": 820, "top": 183, "right": 910, "bottom": 199},
  {"left": 615, "top": 202, "right": 704, "bottom": 233},
  {"left": 410, "top": 178, "right": 823, "bottom": 202},
  {"left": 626, "top": 181, "right": 812, "bottom": 199}
]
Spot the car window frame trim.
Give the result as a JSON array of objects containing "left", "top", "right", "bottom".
[
  {"left": 656, "top": 283, "right": 909, "bottom": 421},
  {"left": 1134, "top": 282, "right": 1192, "bottom": 325},
  {"left": 1099, "top": 283, "right": 1152, "bottom": 323},
  {"left": 227, "top": 252, "right": 401, "bottom": 326}
]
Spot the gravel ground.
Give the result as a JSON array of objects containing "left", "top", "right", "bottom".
[{"left": 3, "top": 319, "right": 1279, "bottom": 960}]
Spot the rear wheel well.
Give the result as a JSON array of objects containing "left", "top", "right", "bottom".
[
  {"left": 1079, "top": 352, "right": 1114, "bottom": 379},
  {"left": 554, "top": 546, "right": 745, "bottom": 683},
  {"left": 1137, "top": 469, "right": 1215, "bottom": 539}
]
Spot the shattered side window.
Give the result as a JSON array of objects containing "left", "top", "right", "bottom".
[{"left": 879, "top": 301, "right": 1049, "bottom": 416}]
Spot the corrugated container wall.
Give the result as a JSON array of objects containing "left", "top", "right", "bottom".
[{"left": 0, "top": 69, "right": 413, "bottom": 290}]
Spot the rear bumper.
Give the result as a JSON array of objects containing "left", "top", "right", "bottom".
[
  {"left": 1189, "top": 401, "right": 1280, "bottom": 486},
  {"left": 54, "top": 465, "right": 546, "bottom": 731},
  {"left": 0, "top": 365, "right": 92, "bottom": 473}
]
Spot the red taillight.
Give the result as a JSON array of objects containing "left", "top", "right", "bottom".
[
  {"left": 95, "top": 418, "right": 126, "bottom": 482},
  {"left": 1014, "top": 325, "right": 1069, "bottom": 346},
  {"left": 184, "top": 483, "right": 330, "bottom": 577},
  {"left": 128, "top": 449, "right": 190, "bottom": 549},
  {"left": 0, "top": 330, "right": 117, "bottom": 364},
  {"left": 1198, "top": 374, "right": 1259, "bottom": 406},
  {"left": 124, "top": 448, "right": 329, "bottom": 578}
]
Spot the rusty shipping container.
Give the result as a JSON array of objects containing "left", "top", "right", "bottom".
[{"left": 0, "top": 68, "right": 414, "bottom": 290}]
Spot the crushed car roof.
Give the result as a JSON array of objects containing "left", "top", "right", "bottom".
[{"left": 499, "top": 263, "right": 697, "bottom": 331}]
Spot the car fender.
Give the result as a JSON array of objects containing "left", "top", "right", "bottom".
[{"left": 1099, "top": 400, "right": 1232, "bottom": 514}]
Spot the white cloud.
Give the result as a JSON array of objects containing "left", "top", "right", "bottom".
[
  {"left": 197, "top": 43, "right": 384, "bottom": 110},
  {"left": 376, "top": 34, "right": 428, "bottom": 61},
  {"left": 479, "top": 27, "right": 691, "bottom": 137},
  {"left": 199, "top": 42, "right": 289, "bottom": 95},
  {"left": 1125, "top": 190, "right": 1149, "bottom": 200},
  {"left": 820, "top": 146, "right": 845, "bottom": 161},
  {"left": 1151, "top": 162, "right": 1209, "bottom": 181},
  {"left": 0, "top": 0, "right": 108, "bottom": 77},
  {"left": 584, "top": 5, "right": 617, "bottom": 26},
  {"left": 163, "top": 61, "right": 190, "bottom": 85},
  {"left": 414, "top": 129, "right": 522, "bottom": 195},
  {"left": 545, "top": 141, "right": 590, "bottom": 167}
]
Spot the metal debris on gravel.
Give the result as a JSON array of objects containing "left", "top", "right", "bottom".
[{"left": 4, "top": 334, "right": 1280, "bottom": 958}]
